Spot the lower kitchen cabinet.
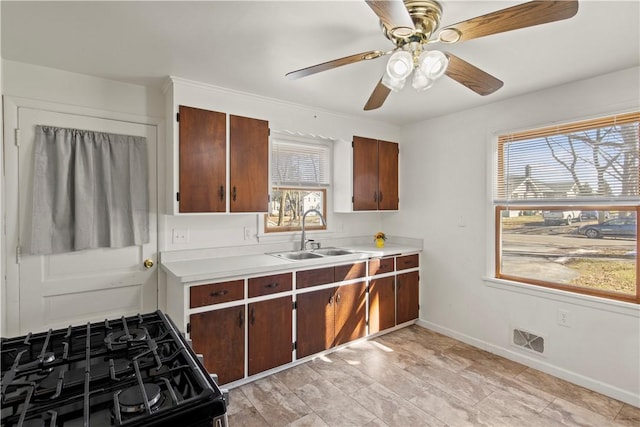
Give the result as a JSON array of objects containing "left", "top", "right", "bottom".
[
  {"left": 397, "top": 271, "right": 419, "bottom": 324},
  {"left": 248, "top": 296, "right": 292, "bottom": 376},
  {"left": 296, "top": 282, "right": 366, "bottom": 358},
  {"left": 368, "top": 276, "right": 396, "bottom": 334},
  {"left": 296, "top": 288, "right": 334, "bottom": 358},
  {"left": 334, "top": 281, "right": 367, "bottom": 346},
  {"left": 190, "top": 305, "right": 245, "bottom": 385}
]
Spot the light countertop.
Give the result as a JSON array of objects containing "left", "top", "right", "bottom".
[{"left": 160, "top": 243, "right": 421, "bottom": 283}]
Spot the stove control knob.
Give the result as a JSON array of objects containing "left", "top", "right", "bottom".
[{"left": 143, "top": 259, "right": 154, "bottom": 269}]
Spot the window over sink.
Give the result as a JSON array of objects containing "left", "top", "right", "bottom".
[
  {"left": 494, "top": 112, "right": 640, "bottom": 304},
  {"left": 265, "top": 132, "right": 332, "bottom": 233}
]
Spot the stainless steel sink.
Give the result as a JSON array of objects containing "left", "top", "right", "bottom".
[
  {"left": 267, "top": 247, "right": 356, "bottom": 261},
  {"left": 313, "top": 248, "right": 353, "bottom": 256},
  {"left": 269, "top": 251, "right": 323, "bottom": 261}
]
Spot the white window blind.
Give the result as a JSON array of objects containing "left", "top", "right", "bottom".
[
  {"left": 496, "top": 112, "right": 640, "bottom": 204},
  {"left": 271, "top": 137, "right": 331, "bottom": 187}
]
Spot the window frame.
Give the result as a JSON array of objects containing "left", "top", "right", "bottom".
[{"left": 493, "top": 112, "right": 640, "bottom": 304}]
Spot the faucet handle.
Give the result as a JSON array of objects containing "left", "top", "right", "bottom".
[{"left": 310, "top": 241, "right": 321, "bottom": 250}]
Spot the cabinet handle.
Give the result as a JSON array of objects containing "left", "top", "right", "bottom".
[
  {"left": 329, "top": 296, "right": 334, "bottom": 306},
  {"left": 210, "top": 290, "right": 229, "bottom": 297},
  {"left": 219, "top": 185, "right": 224, "bottom": 201},
  {"left": 373, "top": 192, "right": 378, "bottom": 202},
  {"left": 264, "top": 282, "right": 279, "bottom": 289},
  {"left": 336, "top": 293, "right": 341, "bottom": 304},
  {"left": 232, "top": 186, "right": 237, "bottom": 202},
  {"left": 379, "top": 192, "right": 383, "bottom": 202},
  {"left": 250, "top": 307, "right": 256, "bottom": 325},
  {"left": 238, "top": 310, "right": 244, "bottom": 327}
]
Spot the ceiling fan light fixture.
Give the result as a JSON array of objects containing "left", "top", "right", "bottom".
[
  {"left": 418, "top": 50, "right": 449, "bottom": 79},
  {"left": 411, "top": 69, "right": 434, "bottom": 91},
  {"left": 382, "top": 73, "right": 407, "bottom": 92},
  {"left": 386, "top": 51, "right": 414, "bottom": 80}
]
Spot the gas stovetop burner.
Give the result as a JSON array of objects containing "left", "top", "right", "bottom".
[
  {"left": 105, "top": 328, "right": 148, "bottom": 346},
  {"left": 118, "top": 383, "right": 164, "bottom": 414}
]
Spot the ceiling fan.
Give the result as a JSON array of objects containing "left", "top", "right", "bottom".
[{"left": 285, "top": 0, "right": 579, "bottom": 110}]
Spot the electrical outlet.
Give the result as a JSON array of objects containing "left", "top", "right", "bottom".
[
  {"left": 172, "top": 228, "right": 189, "bottom": 244},
  {"left": 557, "top": 309, "right": 571, "bottom": 327}
]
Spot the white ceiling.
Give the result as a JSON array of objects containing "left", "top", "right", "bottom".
[{"left": 2, "top": 1, "right": 639, "bottom": 125}]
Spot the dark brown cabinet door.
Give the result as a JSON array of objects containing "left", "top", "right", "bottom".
[
  {"left": 230, "top": 115, "right": 269, "bottom": 213},
  {"left": 296, "top": 288, "right": 335, "bottom": 358},
  {"left": 396, "top": 271, "right": 419, "bottom": 324},
  {"left": 378, "top": 140, "right": 399, "bottom": 210},
  {"left": 353, "top": 136, "right": 379, "bottom": 211},
  {"left": 248, "top": 296, "right": 292, "bottom": 376},
  {"left": 334, "top": 281, "right": 366, "bottom": 347},
  {"left": 368, "top": 276, "right": 395, "bottom": 334},
  {"left": 179, "top": 105, "right": 226, "bottom": 212},
  {"left": 353, "top": 136, "right": 399, "bottom": 211},
  {"left": 190, "top": 305, "right": 244, "bottom": 385}
]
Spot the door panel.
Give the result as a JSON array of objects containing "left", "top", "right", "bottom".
[
  {"left": 248, "top": 296, "right": 292, "bottom": 375},
  {"left": 229, "top": 115, "right": 269, "bottom": 213},
  {"left": 334, "top": 281, "right": 366, "bottom": 347},
  {"left": 179, "top": 105, "right": 226, "bottom": 212},
  {"left": 190, "top": 306, "right": 245, "bottom": 385},
  {"left": 378, "top": 140, "right": 399, "bottom": 210},
  {"left": 369, "top": 276, "right": 395, "bottom": 334},
  {"left": 397, "top": 271, "right": 419, "bottom": 324},
  {"left": 353, "top": 136, "right": 379, "bottom": 211},
  {"left": 296, "top": 288, "right": 335, "bottom": 358},
  {"left": 15, "top": 106, "right": 158, "bottom": 334}
]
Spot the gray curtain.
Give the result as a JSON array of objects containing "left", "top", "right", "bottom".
[{"left": 29, "top": 125, "right": 149, "bottom": 255}]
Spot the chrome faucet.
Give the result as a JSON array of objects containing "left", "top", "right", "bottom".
[{"left": 300, "top": 208, "right": 326, "bottom": 250}]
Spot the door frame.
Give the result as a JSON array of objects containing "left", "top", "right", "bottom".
[{"left": 2, "top": 96, "right": 164, "bottom": 336}]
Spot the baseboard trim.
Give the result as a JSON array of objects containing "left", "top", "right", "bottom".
[{"left": 416, "top": 319, "right": 640, "bottom": 408}]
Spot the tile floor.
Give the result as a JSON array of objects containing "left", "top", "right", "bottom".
[{"left": 227, "top": 325, "right": 640, "bottom": 426}]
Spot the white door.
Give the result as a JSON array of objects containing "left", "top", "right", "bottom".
[{"left": 10, "top": 104, "right": 158, "bottom": 334}]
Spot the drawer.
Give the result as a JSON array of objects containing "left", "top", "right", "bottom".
[
  {"left": 296, "top": 266, "right": 334, "bottom": 289},
  {"left": 368, "top": 257, "right": 394, "bottom": 275},
  {"left": 335, "top": 262, "right": 366, "bottom": 281},
  {"left": 396, "top": 254, "right": 419, "bottom": 270},
  {"left": 190, "top": 280, "right": 244, "bottom": 308},
  {"left": 248, "top": 273, "right": 292, "bottom": 298}
]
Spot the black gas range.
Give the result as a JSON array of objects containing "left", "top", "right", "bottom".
[{"left": 1, "top": 310, "right": 227, "bottom": 427}]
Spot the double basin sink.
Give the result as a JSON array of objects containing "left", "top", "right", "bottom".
[{"left": 268, "top": 247, "right": 357, "bottom": 261}]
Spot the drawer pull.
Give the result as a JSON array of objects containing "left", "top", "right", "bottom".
[
  {"left": 336, "top": 293, "right": 341, "bottom": 304},
  {"left": 210, "top": 290, "right": 229, "bottom": 297},
  {"left": 250, "top": 307, "right": 256, "bottom": 325},
  {"left": 264, "top": 282, "right": 279, "bottom": 289},
  {"left": 238, "top": 310, "right": 244, "bottom": 327}
]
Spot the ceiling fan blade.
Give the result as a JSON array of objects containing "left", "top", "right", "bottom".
[
  {"left": 438, "top": 0, "right": 579, "bottom": 43},
  {"left": 286, "top": 50, "right": 386, "bottom": 80},
  {"left": 364, "top": 78, "right": 392, "bottom": 111},
  {"left": 365, "top": 0, "right": 415, "bottom": 32},
  {"left": 444, "top": 53, "right": 503, "bottom": 96}
]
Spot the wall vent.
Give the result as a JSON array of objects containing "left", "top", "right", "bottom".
[{"left": 513, "top": 328, "right": 545, "bottom": 354}]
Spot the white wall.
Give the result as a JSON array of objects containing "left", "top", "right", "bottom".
[{"left": 388, "top": 67, "right": 640, "bottom": 406}]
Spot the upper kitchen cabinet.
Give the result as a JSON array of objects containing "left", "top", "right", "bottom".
[
  {"left": 334, "top": 135, "right": 399, "bottom": 212},
  {"left": 176, "top": 105, "right": 269, "bottom": 214},
  {"left": 178, "top": 106, "right": 226, "bottom": 213},
  {"left": 229, "top": 115, "right": 269, "bottom": 213}
]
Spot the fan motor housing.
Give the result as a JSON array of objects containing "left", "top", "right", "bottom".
[{"left": 382, "top": 0, "right": 443, "bottom": 46}]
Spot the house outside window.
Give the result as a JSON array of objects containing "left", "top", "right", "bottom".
[
  {"left": 494, "top": 112, "right": 640, "bottom": 304},
  {"left": 265, "top": 133, "right": 331, "bottom": 233}
]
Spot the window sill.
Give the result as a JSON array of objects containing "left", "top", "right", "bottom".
[{"left": 484, "top": 277, "right": 640, "bottom": 318}]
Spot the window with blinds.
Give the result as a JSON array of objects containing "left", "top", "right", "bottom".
[
  {"left": 494, "top": 112, "right": 639, "bottom": 304},
  {"left": 265, "top": 135, "right": 332, "bottom": 233}
]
